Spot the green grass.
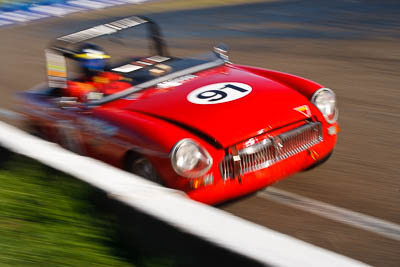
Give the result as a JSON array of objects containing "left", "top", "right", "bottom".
[{"left": 0, "top": 154, "right": 133, "bottom": 266}]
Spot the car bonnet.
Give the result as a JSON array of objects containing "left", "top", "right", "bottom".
[{"left": 123, "top": 65, "right": 318, "bottom": 148}]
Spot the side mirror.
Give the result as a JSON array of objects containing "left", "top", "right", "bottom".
[{"left": 214, "top": 43, "right": 230, "bottom": 62}]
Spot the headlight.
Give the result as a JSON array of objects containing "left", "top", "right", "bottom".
[
  {"left": 311, "top": 88, "right": 338, "bottom": 123},
  {"left": 171, "top": 139, "right": 213, "bottom": 178}
]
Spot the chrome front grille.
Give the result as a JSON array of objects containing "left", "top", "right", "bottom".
[{"left": 220, "top": 121, "right": 323, "bottom": 180}]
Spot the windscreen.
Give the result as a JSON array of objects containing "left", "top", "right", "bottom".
[{"left": 108, "top": 52, "right": 218, "bottom": 86}]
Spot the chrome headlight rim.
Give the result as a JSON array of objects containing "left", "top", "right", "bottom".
[
  {"left": 170, "top": 138, "right": 213, "bottom": 178},
  {"left": 311, "top": 87, "right": 338, "bottom": 124}
]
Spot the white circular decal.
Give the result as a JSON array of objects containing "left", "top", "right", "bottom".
[{"left": 187, "top": 82, "right": 252, "bottom": 104}]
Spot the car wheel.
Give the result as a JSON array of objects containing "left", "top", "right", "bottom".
[
  {"left": 128, "top": 156, "right": 163, "bottom": 185},
  {"left": 24, "top": 122, "right": 42, "bottom": 138}
]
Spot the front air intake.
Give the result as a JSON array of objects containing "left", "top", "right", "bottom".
[{"left": 220, "top": 121, "right": 323, "bottom": 180}]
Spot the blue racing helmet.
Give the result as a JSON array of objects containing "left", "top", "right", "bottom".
[{"left": 74, "top": 43, "right": 110, "bottom": 73}]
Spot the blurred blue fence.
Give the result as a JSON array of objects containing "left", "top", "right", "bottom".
[
  {"left": 0, "top": 1, "right": 147, "bottom": 27},
  {"left": 0, "top": 0, "right": 66, "bottom": 12}
]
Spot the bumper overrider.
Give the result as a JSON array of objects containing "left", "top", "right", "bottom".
[{"left": 187, "top": 119, "right": 338, "bottom": 204}]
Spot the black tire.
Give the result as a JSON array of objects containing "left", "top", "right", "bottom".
[
  {"left": 126, "top": 154, "right": 163, "bottom": 185},
  {"left": 24, "top": 121, "right": 42, "bottom": 138}
]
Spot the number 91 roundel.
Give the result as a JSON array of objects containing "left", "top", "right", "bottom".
[{"left": 187, "top": 82, "right": 252, "bottom": 104}]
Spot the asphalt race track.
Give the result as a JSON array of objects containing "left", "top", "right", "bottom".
[{"left": 1, "top": 0, "right": 399, "bottom": 266}]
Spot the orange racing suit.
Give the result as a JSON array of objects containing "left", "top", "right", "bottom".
[{"left": 65, "top": 72, "right": 131, "bottom": 102}]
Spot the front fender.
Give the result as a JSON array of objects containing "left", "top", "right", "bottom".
[
  {"left": 93, "top": 107, "right": 224, "bottom": 189},
  {"left": 234, "top": 64, "right": 323, "bottom": 99}
]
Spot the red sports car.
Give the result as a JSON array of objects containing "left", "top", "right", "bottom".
[{"left": 19, "top": 16, "right": 339, "bottom": 204}]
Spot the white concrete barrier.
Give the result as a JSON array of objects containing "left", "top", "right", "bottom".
[{"left": 0, "top": 121, "right": 369, "bottom": 267}]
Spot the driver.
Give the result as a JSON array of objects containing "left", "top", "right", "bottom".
[
  {"left": 75, "top": 43, "right": 110, "bottom": 77},
  {"left": 65, "top": 43, "right": 131, "bottom": 101}
]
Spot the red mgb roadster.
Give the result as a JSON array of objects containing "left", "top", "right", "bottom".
[{"left": 19, "top": 16, "right": 339, "bottom": 204}]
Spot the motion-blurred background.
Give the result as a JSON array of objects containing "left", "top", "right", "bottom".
[{"left": 0, "top": 0, "right": 399, "bottom": 266}]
